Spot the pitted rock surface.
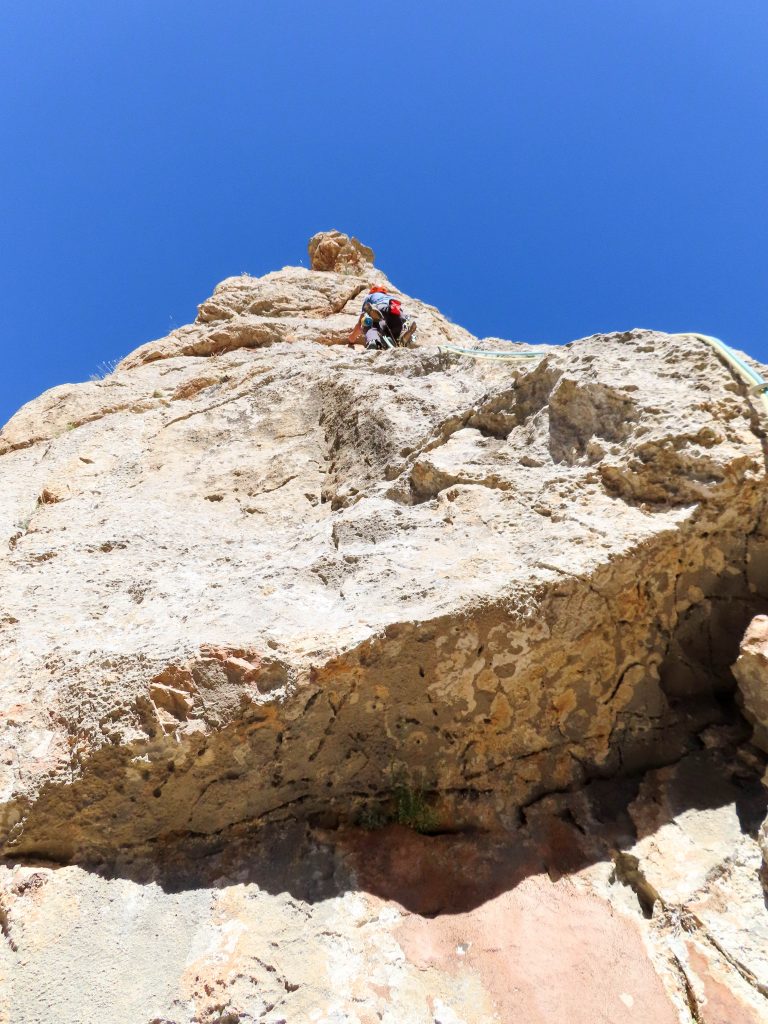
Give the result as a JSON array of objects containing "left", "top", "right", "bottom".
[
  {"left": 1, "top": 233, "right": 768, "bottom": 1022},
  {"left": 308, "top": 229, "right": 375, "bottom": 274},
  {"left": 734, "top": 614, "right": 768, "bottom": 753}
]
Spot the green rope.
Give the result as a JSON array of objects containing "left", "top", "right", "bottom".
[
  {"left": 669, "top": 333, "right": 768, "bottom": 417},
  {"left": 440, "top": 333, "right": 768, "bottom": 418},
  {"left": 439, "top": 343, "right": 544, "bottom": 360}
]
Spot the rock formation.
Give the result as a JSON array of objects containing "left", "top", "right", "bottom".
[
  {"left": 307, "top": 229, "right": 375, "bottom": 274},
  {"left": 1, "top": 231, "right": 767, "bottom": 1022},
  {"left": 734, "top": 615, "right": 768, "bottom": 753}
]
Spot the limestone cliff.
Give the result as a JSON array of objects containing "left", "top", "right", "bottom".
[{"left": 1, "top": 232, "right": 767, "bottom": 1023}]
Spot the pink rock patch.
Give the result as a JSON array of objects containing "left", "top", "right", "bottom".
[{"left": 397, "top": 874, "right": 680, "bottom": 1024}]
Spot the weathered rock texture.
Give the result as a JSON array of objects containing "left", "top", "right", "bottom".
[
  {"left": 734, "top": 614, "right": 768, "bottom": 753},
  {"left": 1, "top": 232, "right": 768, "bottom": 1022},
  {"left": 307, "top": 229, "right": 375, "bottom": 274}
]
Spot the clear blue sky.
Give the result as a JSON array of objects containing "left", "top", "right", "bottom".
[{"left": 2, "top": 1, "right": 767, "bottom": 425}]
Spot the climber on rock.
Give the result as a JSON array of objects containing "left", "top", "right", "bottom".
[{"left": 348, "top": 285, "right": 417, "bottom": 350}]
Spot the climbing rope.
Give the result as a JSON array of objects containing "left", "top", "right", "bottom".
[
  {"left": 669, "top": 333, "right": 768, "bottom": 418},
  {"left": 441, "top": 333, "right": 768, "bottom": 420},
  {"left": 438, "top": 343, "right": 544, "bottom": 360}
]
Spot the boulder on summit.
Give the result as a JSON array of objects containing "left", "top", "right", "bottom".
[{"left": 308, "top": 228, "right": 375, "bottom": 274}]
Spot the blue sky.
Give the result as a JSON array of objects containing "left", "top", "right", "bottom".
[{"left": 2, "top": 1, "right": 767, "bottom": 425}]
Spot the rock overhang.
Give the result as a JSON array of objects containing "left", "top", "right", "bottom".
[
  {"left": 0, "top": 236, "right": 767, "bottom": 864},
  {"left": 4, "top": 233, "right": 768, "bottom": 1023}
]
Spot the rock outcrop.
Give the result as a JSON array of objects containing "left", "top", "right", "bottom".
[
  {"left": 307, "top": 229, "right": 375, "bottom": 274},
  {"left": 1, "top": 232, "right": 768, "bottom": 1023},
  {"left": 734, "top": 615, "right": 768, "bottom": 753}
]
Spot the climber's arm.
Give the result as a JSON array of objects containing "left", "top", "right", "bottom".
[{"left": 348, "top": 314, "right": 364, "bottom": 344}]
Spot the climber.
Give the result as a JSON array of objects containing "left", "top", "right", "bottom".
[{"left": 348, "top": 285, "right": 417, "bottom": 350}]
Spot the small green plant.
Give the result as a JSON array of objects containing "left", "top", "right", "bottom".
[
  {"left": 13, "top": 505, "right": 36, "bottom": 532},
  {"left": 9, "top": 508, "right": 35, "bottom": 548},
  {"left": 357, "top": 804, "right": 389, "bottom": 831},
  {"left": 391, "top": 776, "right": 439, "bottom": 833},
  {"left": 357, "top": 764, "right": 439, "bottom": 834}
]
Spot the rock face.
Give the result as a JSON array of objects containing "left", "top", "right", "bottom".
[
  {"left": 734, "top": 615, "right": 768, "bottom": 752},
  {"left": 1, "top": 232, "right": 768, "bottom": 1022},
  {"left": 97, "top": 257, "right": 476, "bottom": 373},
  {"left": 308, "top": 229, "right": 375, "bottom": 274}
]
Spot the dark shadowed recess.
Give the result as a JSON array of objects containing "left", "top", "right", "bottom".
[{"left": 5, "top": 722, "right": 765, "bottom": 919}]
